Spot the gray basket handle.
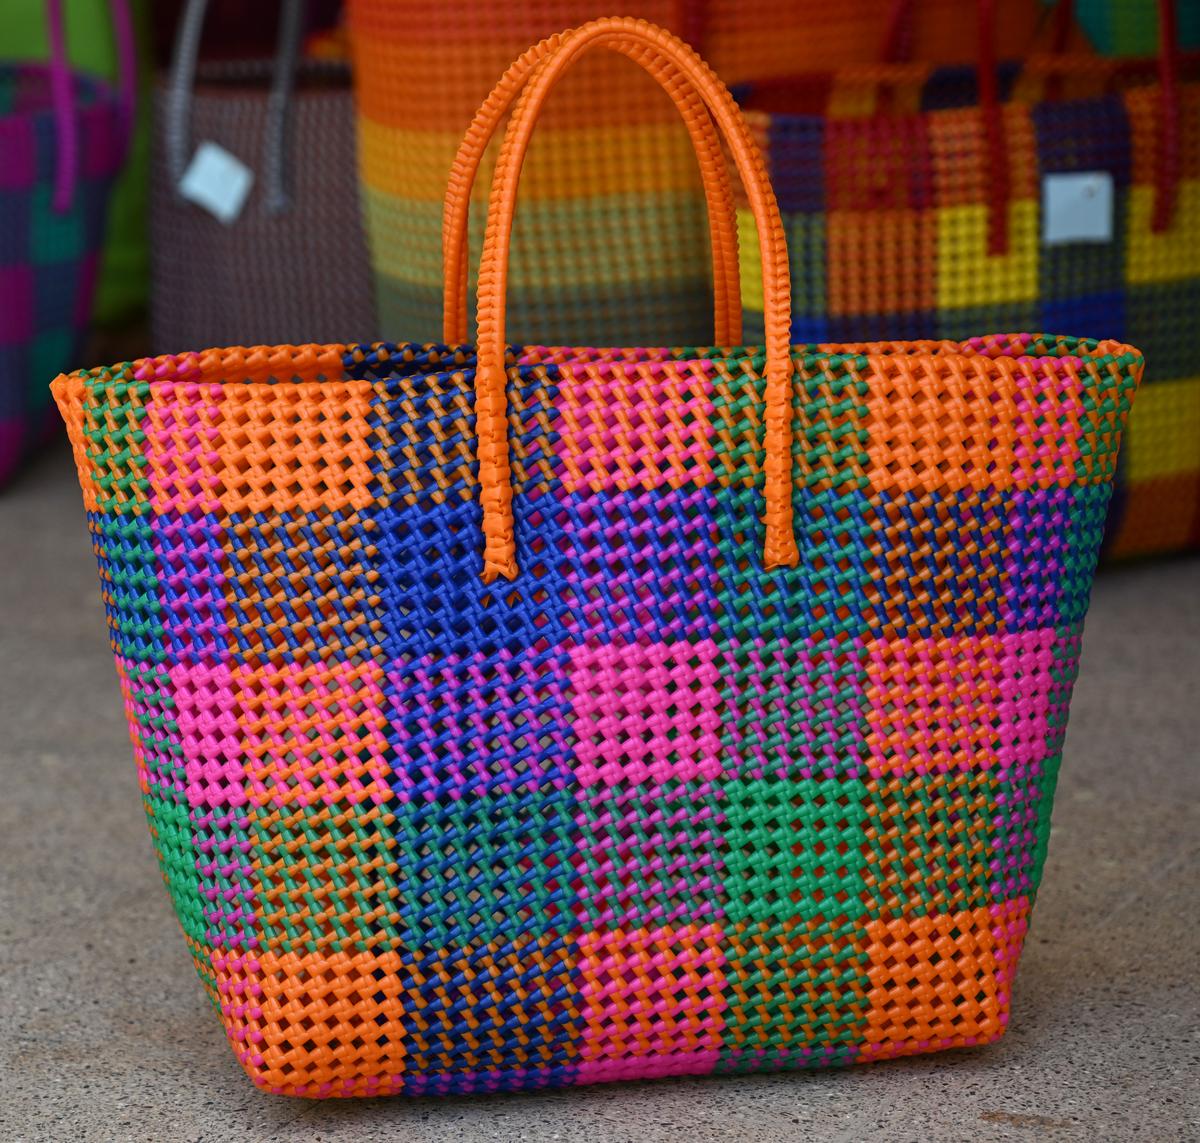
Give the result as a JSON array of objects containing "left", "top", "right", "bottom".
[{"left": 165, "top": 0, "right": 305, "bottom": 214}]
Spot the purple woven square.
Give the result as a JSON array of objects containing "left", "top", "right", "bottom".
[
  {"left": 0, "top": 266, "right": 34, "bottom": 345},
  {"left": 0, "top": 120, "right": 36, "bottom": 191}
]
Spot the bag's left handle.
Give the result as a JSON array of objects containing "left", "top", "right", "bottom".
[{"left": 441, "top": 29, "right": 745, "bottom": 347}]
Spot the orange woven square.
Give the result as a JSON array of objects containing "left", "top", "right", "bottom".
[
  {"left": 927, "top": 104, "right": 1039, "bottom": 209},
  {"left": 234, "top": 660, "right": 392, "bottom": 809},
  {"left": 827, "top": 209, "right": 936, "bottom": 317},
  {"left": 210, "top": 381, "right": 379, "bottom": 517},
  {"left": 576, "top": 924, "right": 726, "bottom": 1079},
  {"left": 864, "top": 355, "right": 1091, "bottom": 494},
  {"left": 211, "top": 947, "right": 412, "bottom": 1094},
  {"left": 859, "top": 906, "right": 1004, "bottom": 1058}
]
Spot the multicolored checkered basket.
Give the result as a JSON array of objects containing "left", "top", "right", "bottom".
[
  {"left": 53, "top": 19, "right": 1143, "bottom": 1097},
  {"left": 0, "top": 0, "right": 133, "bottom": 485},
  {"left": 738, "top": 0, "right": 1199, "bottom": 558}
]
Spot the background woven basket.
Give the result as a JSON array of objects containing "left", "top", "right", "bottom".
[
  {"left": 346, "top": 0, "right": 1047, "bottom": 348},
  {"left": 735, "top": 9, "right": 1200, "bottom": 558},
  {"left": 150, "top": 8, "right": 375, "bottom": 352},
  {"left": 1, "top": 62, "right": 127, "bottom": 484}
]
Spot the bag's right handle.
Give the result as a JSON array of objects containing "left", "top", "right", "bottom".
[
  {"left": 166, "top": 0, "right": 304, "bottom": 214},
  {"left": 467, "top": 18, "right": 798, "bottom": 583},
  {"left": 441, "top": 29, "right": 745, "bottom": 347}
]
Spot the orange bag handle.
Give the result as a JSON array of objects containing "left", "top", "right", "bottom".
[
  {"left": 464, "top": 17, "right": 797, "bottom": 583},
  {"left": 442, "top": 29, "right": 744, "bottom": 346}
]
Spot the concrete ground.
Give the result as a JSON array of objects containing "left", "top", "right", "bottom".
[{"left": 2, "top": 443, "right": 1197, "bottom": 1143}]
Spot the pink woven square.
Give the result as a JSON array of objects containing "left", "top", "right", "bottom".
[
  {"left": 142, "top": 355, "right": 224, "bottom": 517},
  {"left": 169, "top": 660, "right": 245, "bottom": 810},
  {"left": 575, "top": 923, "right": 726, "bottom": 1082},
  {"left": 864, "top": 629, "right": 1056, "bottom": 776},
  {"left": 568, "top": 638, "right": 729, "bottom": 787},
  {"left": 730, "top": 636, "right": 869, "bottom": 780},
  {"left": 553, "top": 358, "right": 715, "bottom": 494},
  {"left": 1010, "top": 360, "right": 1085, "bottom": 488}
]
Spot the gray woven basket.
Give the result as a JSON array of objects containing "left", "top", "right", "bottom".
[{"left": 150, "top": 0, "right": 375, "bottom": 351}]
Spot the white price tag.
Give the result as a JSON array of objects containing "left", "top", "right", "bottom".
[
  {"left": 178, "top": 141, "right": 254, "bottom": 225},
  {"left": 1042, "top": 171, "right": 1115, "bottom": 246}
]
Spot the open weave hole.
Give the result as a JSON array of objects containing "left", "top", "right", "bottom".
[{"left": 53, "top": 333, "right": 1140, "bottom": 1096}]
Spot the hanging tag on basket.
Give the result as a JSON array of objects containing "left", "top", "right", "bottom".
[
  {"left": 1042, "top": 171, "right": 1115, "bottom": 245},
  {"left": 178, "top": 141, "right": 254, "bottom": 224}
]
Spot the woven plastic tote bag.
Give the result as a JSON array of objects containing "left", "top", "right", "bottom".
[
  {"left": 2, "top": 0, "right": 152, "bottom": 326},
  {"left": 149, "top": 0, "right": 374, "bottom": 352},
  {"left": 736, "top": 0, "right": 1197, "bottom": 558},
  {"left": 0, "top": 0, "right": 133, "bottom": 485},
  {"left": 346, "top": 0, "right": 1048, "bottom": 350},
  {"left": 53, "top": 18, "right": 1144, "bottom": 1098}
]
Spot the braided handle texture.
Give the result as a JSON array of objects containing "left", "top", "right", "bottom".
[
  {"left": 442, "top": 28, "right": 744, "bottom": 345},
  {"left": 465, "top": 17, "right": 797, "bottom": 583}
]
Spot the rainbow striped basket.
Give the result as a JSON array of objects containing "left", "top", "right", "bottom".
[
  {"left": 344, "top": 0, "right": 1048, "bottom": 350},
  {"left": 52, "top": 19, "right": 1143, "bottom": 1097}
]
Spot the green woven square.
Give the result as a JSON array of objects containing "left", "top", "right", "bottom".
[
  {"left": 94, "top": 514, "right": 166, "bottom": 661},
  {"left": 31, "top": 182, "right": 87, "bottom": 263},
  {"left": 714, "top": 914, "right": 871, "bottom": 1071},
  {"left": 144, "top": 789, "right": 208, "bottom": 946},
  {"left": 81, "top": 366, "right": 153, "bottom": 514},
  {"left": 719, "top": 776, "right": 870, "bottom": 926},
  {"left": 861, "top": 770, "right": 999, "bottom": 919}
]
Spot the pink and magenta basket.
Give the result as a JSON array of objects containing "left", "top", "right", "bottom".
[{"left": 0, "top": 0, "right": 133, "bottom": 484}]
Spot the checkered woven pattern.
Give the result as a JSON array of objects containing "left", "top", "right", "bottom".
[
  {"left": 53, "top": 330, "right": 1141, "bottom": 1096},
  {"left": 0, "top": 65, "right": 125, "bottom": 485},
  {"left": 737, "top": 55, "right": 1200, "bottom": 558},
  {"left": 345, "top": 0, "right": 1046, "bottom": 348}
]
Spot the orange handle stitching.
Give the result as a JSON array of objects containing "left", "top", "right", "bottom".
[
  {"left": 442, "top": 30, "right": 743, "bottom": 347},
  {"left": 467, "top": 17, "right": 797, "bottom": 583}
]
